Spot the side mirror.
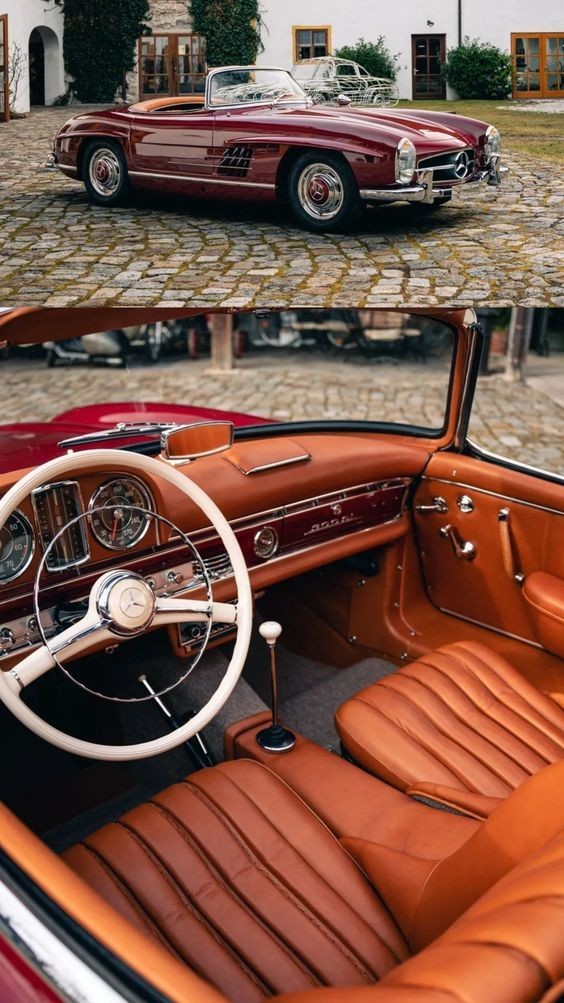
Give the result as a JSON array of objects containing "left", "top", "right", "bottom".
[
  {"left": 161, "top": 421, "right": 234, "bottom": 464},
  {"left": 336, "top": 93, "right": 352, "bottom": 107}
]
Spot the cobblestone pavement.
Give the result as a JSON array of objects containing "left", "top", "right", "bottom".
[
  {"left": 0, "top": 108, "right": 563, "bottom": 309},
  {"left": 3, "top": 351, "right": 563, "bottom": 474}
]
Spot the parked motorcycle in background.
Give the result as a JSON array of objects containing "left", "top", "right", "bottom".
[{"left": 43, "top": 320, "right": 185, "bottom": 366}]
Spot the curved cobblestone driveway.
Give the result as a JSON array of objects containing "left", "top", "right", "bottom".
[{"left": 0, "top": 107, "right": 562, "bottom": 308}]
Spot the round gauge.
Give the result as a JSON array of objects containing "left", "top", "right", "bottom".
[
  {"left": 89, "top": 477, "right": 154, "bottom": 551},
  {"left": 0, "top": 509, "right": 34, "bottom": 583}
]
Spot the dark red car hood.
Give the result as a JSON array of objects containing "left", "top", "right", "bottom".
[{"left": 0, "top": 401, "right": 268, "bottom": 475}]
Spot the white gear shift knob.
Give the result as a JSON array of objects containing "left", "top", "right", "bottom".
[{"left": 259, "top": 621, "right": 282, "bottom": 646}]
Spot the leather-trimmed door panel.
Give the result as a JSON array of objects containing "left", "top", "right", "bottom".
[{"left": 413, "top": 452, "right": 564, "bottom": 647}]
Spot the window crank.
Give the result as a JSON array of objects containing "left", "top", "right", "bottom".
[
  {"left": 439, "top": 523, "right": 477, "bottom": 561},
  {"left": 414, "top": 496, "right": 448, "bottom": 514}
]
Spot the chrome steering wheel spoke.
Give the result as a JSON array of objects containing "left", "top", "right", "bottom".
[{"left": 153, "top": 596, "right": 237, "bottom": 626}]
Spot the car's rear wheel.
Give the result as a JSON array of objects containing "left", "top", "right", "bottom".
[
  {"left": 288, "top": 152, "right": 361, "bottom": 233},
  {"left": 83, "top": 140, "right": 131, "bottom": 207}
]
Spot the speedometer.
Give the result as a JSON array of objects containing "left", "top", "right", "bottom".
[
  {"left": 88, "top": 477, "right": 153, "bottom": 550},
  {"left": 0, "top": 509, "right": 34, "bottom": 583}
]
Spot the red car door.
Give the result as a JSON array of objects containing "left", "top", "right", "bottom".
[{"left": 128, "top": 108, "right": 216, "bottom": 179}]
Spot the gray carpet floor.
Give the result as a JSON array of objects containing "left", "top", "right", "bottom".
[{"left": 45, "top": 635, "right": 396, "bottom": 851}]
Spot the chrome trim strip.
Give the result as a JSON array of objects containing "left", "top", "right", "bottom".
[
  {"left": 128, "top": 169, "right": 275, "bottom": 190},
  {"left": 465, "top": 437, "right": 564, "bottom": 489},
  {"left": 57, "top": 164, "right": 78, "bottom": 174},
  {"left": 422, "top": 475, "right": 564, "bottom": 518},
  {"left": 437, "top": 606, "right": 543, "bottom": 650},
  {"left": 234, "top": 453, "right": 312, "bottom": 476}
]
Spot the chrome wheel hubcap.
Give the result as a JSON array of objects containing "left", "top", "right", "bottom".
[
  {"left": 297, "top": 163, "right": 344, "bottom": 220},
  {"left": 89, "top": 148, "right": 121, "bottom": 197}
]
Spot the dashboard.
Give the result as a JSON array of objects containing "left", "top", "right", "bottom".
[{"left": 0, "top": 433, "right": 429, "bottom": 668}]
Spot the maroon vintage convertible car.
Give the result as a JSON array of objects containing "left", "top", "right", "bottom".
[
  {"left": 50, "top": 66, "right": 508, "bottom": 232},
  {"left": 0, "top": 306, "right": 564, "bottom": 1002}
]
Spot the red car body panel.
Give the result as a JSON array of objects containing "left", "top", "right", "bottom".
[
  {"left": 53, "top": 97, "right": 492, "bottom": 201},
  {"left": 0, "top": 933, "right": 63, "bottom": 1002},
  {"left": 0, "top": 402, "right": 267, "bottom": 475}
]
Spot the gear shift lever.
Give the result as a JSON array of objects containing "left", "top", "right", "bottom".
[{"left": 256, "top": 621, "right": 296, "bottom": 752}]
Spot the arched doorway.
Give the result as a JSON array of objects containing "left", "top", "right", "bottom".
[
  {"left": 28, "top": 26, "right": 60, "bottom": 106},
  {"left": 29, "top": 29, "right": 44, "bottom": 105}
]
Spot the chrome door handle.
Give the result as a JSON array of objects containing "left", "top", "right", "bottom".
[
  {"left": 414, "top": 496, "right": 448, "bottom": 514},
  {"left": 439, "top": 524, "right": 477, "bottom": 561}
]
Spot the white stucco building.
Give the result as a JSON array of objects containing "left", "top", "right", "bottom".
[
  {"left": 0, "top": 0, "right": 562, "bottom": 120},
  {"left": 0, "top": 0, "right": 65, "bottom": 116},
  {"left": 258, "top": 0, "right": 564, "bottom": 101}
]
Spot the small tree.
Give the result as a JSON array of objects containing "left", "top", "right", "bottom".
[
  {"left": 335, "top": 37, "right": 399, "bottom": 80},
  {"left": 445, "top": 38, "right": 512, "bottom": 100},
  {"left": 191, "top": 0, "right": 263, "bottom": 67},
  {"left": 63, "top": 0, "right": 151, "bottom": 103},
  {"left": 8, "top": 42, "right": 26, "bottom": 113}
]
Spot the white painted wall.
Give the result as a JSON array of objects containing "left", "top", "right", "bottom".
[
  {"left": 1, "top": 0, "right": 64, "bottom": 113},
  {"left": 258, "top": 0, "right": 563, "bottom": 99}
]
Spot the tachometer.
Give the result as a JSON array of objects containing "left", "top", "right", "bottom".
[
  {"left": 89, "top": 477, "right": 153, "bottom": 550},
  {"left": 0, "top": 509, "right": 34, "bottom": 583}
]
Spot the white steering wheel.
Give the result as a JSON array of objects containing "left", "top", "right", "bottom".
[{"left": 0, "top": 450, "right": 253, "bottom": 761}]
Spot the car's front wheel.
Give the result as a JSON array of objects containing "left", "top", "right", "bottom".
[
  {"left": 83, "top": 140, "right": 131, "bottom": 207},
  {"left": 287, "top": 152, "right": 361, "bottom": 233}
]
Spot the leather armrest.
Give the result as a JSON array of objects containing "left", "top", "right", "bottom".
[
  {"left": 523, "top": 571, "right": 564, "bottom": 658},
  {"left": 406, "top": 782, "right": 503, "bottom": 821}
]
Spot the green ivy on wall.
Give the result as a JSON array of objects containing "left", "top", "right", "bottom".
[
  {"left": 62, "top": 0, "right": 151, "bottom": 103},
  {"left": 191, "top": 0, "right": 263, "bottom": 67}
]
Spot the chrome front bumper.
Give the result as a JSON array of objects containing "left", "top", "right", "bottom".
[{"left": 359, "top": 163, "right": 509, "bottom": 205}]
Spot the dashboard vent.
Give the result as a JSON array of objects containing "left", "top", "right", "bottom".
[{"left": 195, "top": 552, "right": 233, "bottom": 582}]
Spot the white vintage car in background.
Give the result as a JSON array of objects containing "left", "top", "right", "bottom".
[{"left": 292, "top": 56, "right": 399, "bottom": 106}]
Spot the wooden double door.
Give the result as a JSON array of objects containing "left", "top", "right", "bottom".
[
  {"left": 512, "top": 33, "right": 564, "bottom": 98},
  {"left": 139, "top": 33, "right": 206, "bottom": 99}
]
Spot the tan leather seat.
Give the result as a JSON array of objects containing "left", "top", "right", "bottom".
[
  {"left": 64, "top": 757, "right": 564, "bottom": 1003},
  {"left": 64, "top": 759, "right": 409, "bottom": 1001},
  {"left": 335, "top": 640, "right": 564, "bottom": 818}
]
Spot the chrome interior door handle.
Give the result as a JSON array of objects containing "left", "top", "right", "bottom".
[
  {"left": 415, "top": 496, "right": 448, "bottom": 514},
  {"left": 439, "top": 524, "right": 477, "bottom": 561}
]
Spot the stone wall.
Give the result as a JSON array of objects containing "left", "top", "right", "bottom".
[
  {"left": 125, "top": 0, "right": 193, "bottom": 102},
  {"left": 150, "top": 0, "right": 192, "bottom": 33}
]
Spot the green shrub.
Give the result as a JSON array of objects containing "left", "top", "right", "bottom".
[
  {"left": 444, "top": 38, "right": 512, "bottom": 99},
  {"left": 63, "top": 0, "right": 151, "bottom": 103},
  {"left": 191, "top": 0, "right": 263, "bottom": 67},
  {"left": 334, "top": 37, "right": 399, "bottom": 81}
]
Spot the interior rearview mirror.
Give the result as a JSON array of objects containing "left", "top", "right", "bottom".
[{"left": 161, "top": 421, "right": 234, "bottom": 463}]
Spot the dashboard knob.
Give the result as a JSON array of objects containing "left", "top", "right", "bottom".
[
  {"left": 253, "top": 526, "right": 279, "bottom": 559},
  {"left": 0, "top": 628, "right": 14, "bottom": 647}
]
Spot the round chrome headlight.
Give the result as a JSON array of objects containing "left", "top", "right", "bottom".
[
  {"left": 395, "top": 137, "right": 416, "bottom": 185},
  {"left": 484, "top": 125, "right": 501, "bottom": 162}
]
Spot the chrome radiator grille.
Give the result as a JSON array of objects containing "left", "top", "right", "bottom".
[{"left": 417, "top": 148, "right": 476, "bottom": 183}]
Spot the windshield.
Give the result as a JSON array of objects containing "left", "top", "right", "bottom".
[
  {"left": 0, "top": 310, "right": 457, "bottom": 476},
  {"left": 208, "top": 68, "right": 307, "bottom": 107}
]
